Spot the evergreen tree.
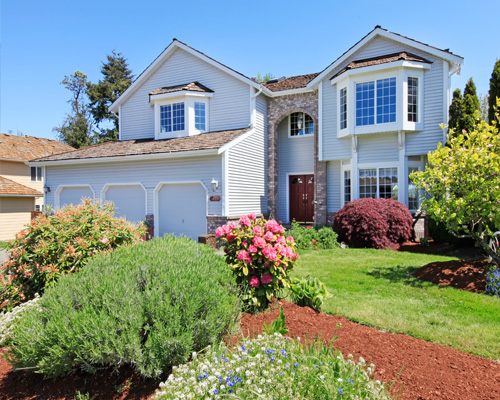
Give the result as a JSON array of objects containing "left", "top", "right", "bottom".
[
  {"left": 448, "top": 88, "right": 463, "bottom": 132},
  {"left": 488, "top": 59, "right": 500, "bottom": 125},
  {"left": 460, "top": 78, "right": 481, "bottom": 134},
  {"left": 87, "top": 51, "right": 133, "bottom": 143},
  {"left": 53, "top": 71, "right": 94, "bottom": 149}
]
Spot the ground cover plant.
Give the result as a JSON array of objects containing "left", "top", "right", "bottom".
[
  {"left": 486, "top": 267, "right": 500, "bottom": 297},
  {"left": 4, "top": 236, "right": 239, "bottom": 378},
  {"left": 288, "top": 276, "right": 331, "bottom": 311},
  {"left": 216, "top": 214, "right": 298, "bottom": 311},
  {"left": 0, "top": 199, "right": 145, "bottom": 311},
  {"left": 333, "top": 198, "right": 413, "bottom": 249},
  {"left": 286, "top": 222, "right": 340, "bottom": 250},
  {"left": 294, "top": 247, "right": 500, "bottom": 359},
  {"left": 154, "top": 333, "right": 390, "bottom": 399}
]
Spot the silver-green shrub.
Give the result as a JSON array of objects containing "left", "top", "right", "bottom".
[
  {"left": 0, "top": 294, "right": 41, "bottom": 346},
  {"left": 5, "top": 236, "right": 239, "bottom": 378}
]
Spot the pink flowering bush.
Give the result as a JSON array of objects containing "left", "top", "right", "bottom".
[{"left": 216, "top": 214, "right": 299, "bottom": 311}]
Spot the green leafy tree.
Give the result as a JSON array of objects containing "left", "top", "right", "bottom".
[
  {"left": 53, "top": 71, "right": 94, "bottom": 149},
  {"left": 448, "top": 88, "right": 463, "bottom": 132},
  {"left": 412, "top": 105, "right": 500, "bottom": 264},
  {"left": 479, "top": 93, "right": 489, "bottom": 122},
  {"left": 87, "top": 51, "right": 133, "bottom": 143},
  {"left": 488, "top": 59, "right": 500, "bottom": 125},
  {"left": 255, "top": 72, "right": 275, "bottom": 83}
]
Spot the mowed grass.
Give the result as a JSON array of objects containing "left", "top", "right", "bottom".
[{"left": 293, "top": 248, "right": 500, "bottom": 360}]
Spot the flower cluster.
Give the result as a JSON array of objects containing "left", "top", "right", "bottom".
[
  {"left": 0, "top": 294, "right": 41, "bottom": 346},
  {"left": 216, "top": 214, "right": 298, "bottom": 310},
  {"left": 154, "top": 333, "right": 390, "bottom": 400},
  {"left": 485, "top": 267, "right": 500, "bottom": 297}
]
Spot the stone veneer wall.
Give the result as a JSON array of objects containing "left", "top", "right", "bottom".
[{"left": 267, "top": 91, "right": 328, "bottom": 225}]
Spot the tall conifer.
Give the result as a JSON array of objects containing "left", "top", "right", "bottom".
[{"left": 488, "top": 59, "right": 500, "bottom": 125}]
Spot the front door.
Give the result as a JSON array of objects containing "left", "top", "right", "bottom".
[{"left": 289, "top": 174, "right": 314, "bottom": 223}]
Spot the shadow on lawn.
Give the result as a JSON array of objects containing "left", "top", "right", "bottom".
[{"left": 366, "top": 265, "right": 431, "bottom": 288}]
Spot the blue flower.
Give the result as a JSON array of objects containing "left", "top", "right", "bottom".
[
  {"left": 338, "top": 388, "right": 344, "bottom": 394},
  {"left": 213, "top": 389, "right": 218, "bottom": 395},
  {"left": 224, "top": 358, "right": 229, "bottom": 362},
  {"left": 270, "top": 356, "right": 275, "bottom": 363},
  {"left": 241, "top": 345, "right": 246, "bottom": 351},
  {"left": 294, "top": 363, "right": 299, "bottom": 367}
]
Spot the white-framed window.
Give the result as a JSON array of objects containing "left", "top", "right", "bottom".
[
  {"left": 333, "top": 64, "right": 426, "bottom": 137},
  {"left": 289, "top": 112, "right": 314, "bottom": 137},
  {"left": 407, "top": 156, "right": 425, "bottom": 211},
  {"left": 151, "top": 92, "right": 212, "bottom": 140},
  {"left": 344, "top": 170, "right": 351, "bottom": 204},
  {"left": 359, "top": 167, "right": 398, "bottom": 200},
  {"left": 31, "top": 166, "right": 43, "bottom": 182}
]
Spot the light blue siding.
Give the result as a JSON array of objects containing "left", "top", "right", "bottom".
[
  {"left": 226, "top": 94, "right": 268, "bottom": 217},
  {"left": 120, "top": 48, "right": 251, "bottom": 140},
  {"left": 357, "top": 133, "right": 398, "bottom": 163},
  {"left": 277, "top": 117, "right": 314, "bottom": 223},
  {"left": 45, "top": 156, "right": 223, "bottom": 217},
  {"left": 326, "top": 161, "right": 342, "bottom": 213}
]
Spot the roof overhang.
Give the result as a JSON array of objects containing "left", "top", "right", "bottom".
[
  {"left": 0, "top": 193, "right": 41, "bottom": 198},
  {"left": 260, "top": 86, "right": 315, "bottom": 97},
  {"left": 110, "top": 40, "right": 261, "bottom": 113},
  {"left": 307, "top": 27, "right": 464, "bottom": 88}
]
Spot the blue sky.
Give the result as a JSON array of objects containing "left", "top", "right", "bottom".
[{"left": 1, "top": 0, "right": 498, "bottom": 140}]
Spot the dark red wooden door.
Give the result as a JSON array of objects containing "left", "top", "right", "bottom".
[{"left": 289, "top": 174, "right": 314, "bottom": 223}]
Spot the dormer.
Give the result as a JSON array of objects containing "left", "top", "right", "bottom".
[
  {"left": 330, "top": 52, "right": 432, "bottom": 138},
  {"left": 149, "top": 81, "right": 214, "bottom": 140}
]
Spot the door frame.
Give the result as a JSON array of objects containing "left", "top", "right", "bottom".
[{"left": 285, "top": 171, "right": 314, "bottom": 224}]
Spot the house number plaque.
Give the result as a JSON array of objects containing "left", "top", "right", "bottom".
[{"left": 210, "top": 196, "right": 221, "bottom": 202}]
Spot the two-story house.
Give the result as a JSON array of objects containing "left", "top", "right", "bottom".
[
  {"left": 0, "top": 134, "right": 73, "bottom": 240},
  {"left": 31, "top": 27, "right": 464, "bottom": 240}
]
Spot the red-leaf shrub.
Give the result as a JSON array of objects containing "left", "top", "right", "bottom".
[{"left": 333, "top": 198, "right": 413, "bottom": 249}]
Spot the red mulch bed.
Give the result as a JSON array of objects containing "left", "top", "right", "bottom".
[{"left": 1, "top": 243, "right": 499, "bottom": 400}]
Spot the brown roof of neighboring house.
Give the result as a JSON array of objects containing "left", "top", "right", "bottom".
[
  {"left": 262, "top": 73, "right": 320, "bottom": 92},
  {"left": 32, "top": 127, "right": 251, "bottom": 163},
  {"left": 0, "top": 133, "right": 74, "bottom": 162},
  {"left": 330, "top": 51, "right": 432, "bottom": 80},
  {"left": 150, "top": 81, "right": 214, "bottom": 96},
  {"left": 0, "top": 176, "right": 42, "bottom": 197}
]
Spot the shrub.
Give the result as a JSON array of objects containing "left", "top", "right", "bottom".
[
  {"left": 333, "top": 198, "right": 413, "bottom": 249},
  {"left": 486, "top": 267, "right": 500, "bottom": 298},
  {"left": 216, "top": 214, "right": 299, "bottom": 311},
  {"left": 155, "top": 333, "right": 391, "bottom": 399},
  {"left": 0, "top": 199, "right": 145, "bottom": 311},
  {"left": 287, "top": 222, "right": 340, "bottom": 250},
  {"left": 0, "top": 294, "right": 41, "bottom": 346},
  {"left": 5, "top": 236, "right": 239, "bottom": 379},
  {"left": 289, "top": 276, "right": 331, "bottom": 311}
]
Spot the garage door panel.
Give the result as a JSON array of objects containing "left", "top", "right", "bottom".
[
  {"left": 105, "top": 185, "right": 145, "bottom": 224},
  {"left": 158, "top": 184, "right": 206, "bottom": 240},
  {"left": 59, "top": 187, "right": 93, "bottom": 207}
]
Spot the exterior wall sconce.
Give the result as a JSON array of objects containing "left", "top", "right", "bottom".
[
  {"left": 44, "top": 185, "right": 51, "bottom": 193},
  {"left": 210, "top": 178, "right": 218, "bottom": 192}
]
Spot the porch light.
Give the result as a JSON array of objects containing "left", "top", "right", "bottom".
[
  {"left": 44, "top": 185, "right": 51, "bottom": 193},
  {"left": 297, "top": 117, "right": 303, "bottom": 130},
  {"left": 210, "top": 178, "right": 218, "bottom": 192}
]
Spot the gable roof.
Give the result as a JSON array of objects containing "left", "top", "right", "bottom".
[
  {"left": 330, "top": 51, "right": 432, "bottom": 80},
  {"left": 0, "top": 133, "right": 74, "bottom": 162},
  {"left": 262, "top": 73, "right": 319, "bottom": 92},
  {"left": 31, "top": 128, "right": 251, "bottom": 164},
  {"left": 150, "top": 81, "right": 214, "bottom": 96},
  {"left": 308, "top": 26, "right": 464, "bottom": 88},
  {"left": 110, "top": 39, "right": 260, "bottom": 112},
  {"left": 0, "top": 176, "right": 42, "bottom": 197}
]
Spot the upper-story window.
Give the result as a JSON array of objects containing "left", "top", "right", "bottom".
[
  {"left": 289, "top": 112, "right": 314, "bottom": 137},
  {"left": 340, "top": 88, "right": 347, "bottom": 130},
  {"left": 407, "top": 77, "right": 418, "bottom": 122},
  {"left": 31, "top": 166, "right": 43, "bottom": 182},
  {"left": 355, "top": 77, "right": 396, "bottom": 127},
  {"left": 150, "top": 82, "right": 213, "bottom": 140}
]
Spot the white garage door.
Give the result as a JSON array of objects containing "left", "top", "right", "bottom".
[
  {"left": 58, "top": 186, "right": 93, "bottom": 207},
  {"left": 158, "top": 183, "right": 207, "bottom": 240},
  {"left": 104, "top": 185, "right": 146, "bottom": 224}
]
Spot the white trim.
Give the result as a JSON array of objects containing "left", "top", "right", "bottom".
[
  {"left": 29, "top": 148, "right": 219, "bottom": 167},
  {"left": 398, "top": 131, "right": 407, "bottom": 207},
  {"left": 149, "top": 90, "right": 214, "bottom": 103},
  {"left": 0, "top": 194, "right": 41, "bottom": 198},
  {"left": 318, "top": 82, "right": 323, "bottom": 161},
  {"left": 308, "top": 28, "right": 463, "bottom": 88},
  {"left": 100, "top": 183, "right": 148, "bottom": 219},
  {"left": 217, "top": 128, "right": 255, "bottom": 153},
  {"left": 153, "top": 180, "right": 209, "bottom": 238},
  {"left": 222, "top": 151, "right": 229, "bottom": 216},
  {"left": 110, "top": 40, "right": 260, "bottom": 112},
  {"left": 118, "top": 106, "right": 122, "bottom": 140},
  {"left": 340, "top": 162, "right": 352, "bottom": 208},
  {"left": 443, "top": 61, "right": 450, "bottom": 145},
  {"left": 285, "top": 171, "right": 314, "bottom": 224},
  {"left": 261, "top": 86, "right": 315, "bottom": 98},
  {"left": 287, "top": 112, "right": 314, "bottom": 139},
  {"left": 55, "top": 184, "right": 95, "bottom": 208}
]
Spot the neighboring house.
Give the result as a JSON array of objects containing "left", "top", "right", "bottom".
[
  {"left": 0, "top": 134, "right": 73, "bottom": 240},
  {"left": 31, "top": 27, "right": 464, "bottom": 240}
]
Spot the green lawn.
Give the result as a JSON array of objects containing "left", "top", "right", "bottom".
[{"left": 292, "top": 247, "right": 500, "bottom": 360}]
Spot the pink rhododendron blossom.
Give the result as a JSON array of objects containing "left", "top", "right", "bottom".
[
  {"left": 253, "top": 236, "right": 266, "bottom": 248},
  {"left": 242, "top": 241, "right": 248, "bottom": 246},
  {"left": 262, "top": 245, "right": 277, "bottom": 261},
  {"left": 215, "top": 226, "right": 226, "bottom": 238},
  {"left": 237, "top": 250, "right": 250, "bottom": 262},
  {"left": 249, "top": 276, "right": 260, "bottom": 288},
  {"left": 249, "top": 245, "right": 258, "bottom": 253},
  {"left": 239, "top": 215, "right": 252, "bottom": 227},
  {"left": 248, "top": 212, "right": 257, "bottom": 221},
  {"left": 226, "top": 234, "right": 237, "bottom": 241},
  {"left": 264, "top": 231, "right": 274, "bottom": 242},
  {"left": 260, "top": 273, "right": 272, "bottom": 285},
  {"left": 286, "top": 236, "right": 295, "bottom": 243},
  {"left": 253, "top": 225, "right": 263, "bottom": 235},
  {"left": 280, "top": 246, "right": 294, "bottom": 258},
  {"left": 276, "top": 260, "right": 281, "bottom": 266},
  {"left": 228, "top": 221, "right": 238, "bottom": 231},
  {"left": 276, "top": 235, "right": 286, "bottom": 244}
]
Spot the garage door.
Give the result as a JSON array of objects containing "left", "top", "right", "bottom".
[
  {"left": 58, "top": 186, "right": 93, "bottom": 207},
  {"left": 157, "top": 183, "right": 207, "bottom": 240},
  {"left": 104, "top": 185, "right": 146, "bottom": 224}
]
